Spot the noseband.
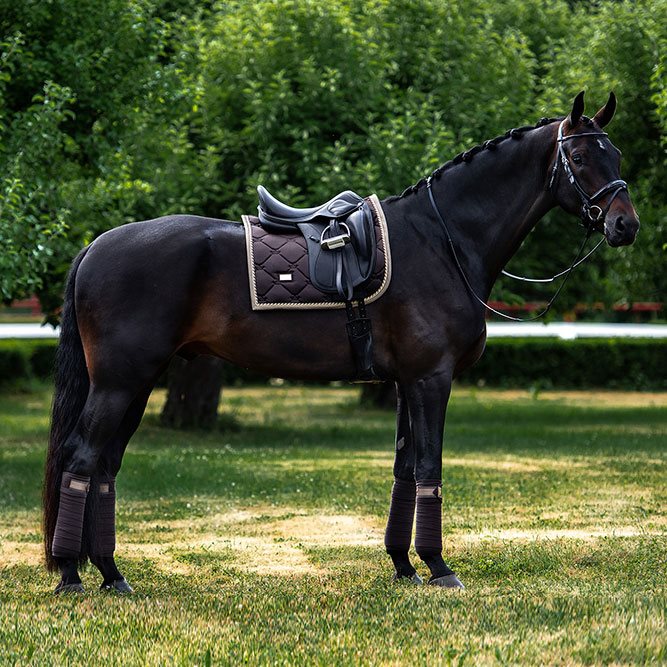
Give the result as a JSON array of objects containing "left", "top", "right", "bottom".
[{"left": 548, "top": 119, "right": 627, "bottom": 231}]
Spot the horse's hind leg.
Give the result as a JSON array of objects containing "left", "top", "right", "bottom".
[
  {"left": 90, "top": 388, "right": 152, "bottom": 593},
  {"left": 384, "top": 384, "right": 421, "bottom": 583},
  {"left": 53, "top": 385, "right": 138, "bottom": 593}
]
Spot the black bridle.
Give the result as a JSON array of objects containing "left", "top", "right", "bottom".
[
  {"left": 427, "top": 120, "right": 628, "bottom": 322},
  {"left": 548, "top": 119, "right": 628, "bottom": 232}
]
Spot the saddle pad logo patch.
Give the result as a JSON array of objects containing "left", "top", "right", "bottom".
[{"left": 242, "top": 194, "right": 392, "bottom": 310}]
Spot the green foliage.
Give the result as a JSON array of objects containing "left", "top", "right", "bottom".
[
  {"left": 199, "top": 0, "right": 539, "bottom": 211},
  {"left": 0, "top": 1, "right": 210, "bottom": 313},
  {"left": 0, "top": 339, "right": 57, "bottom": 387},
  {"left": 0, "top": 0, "right": 665, "bottom": 316},
  {"left": 0, "top": 35, "right": 70, "bottom": 303},
  {"left": 532, "top": 0, "right": 667, "bottom": 307}
]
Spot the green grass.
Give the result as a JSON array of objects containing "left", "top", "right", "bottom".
[{"left": 0, "top": 385, "right": 665, "bottom": 665}]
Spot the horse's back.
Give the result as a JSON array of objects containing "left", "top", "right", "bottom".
[{"left": 79, "top": 214, "right": 243, "bottom": 283}]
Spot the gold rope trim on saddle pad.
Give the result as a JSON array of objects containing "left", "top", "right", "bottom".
[{"left": 242, "top": 194, "right": 392, "bottom": 310}]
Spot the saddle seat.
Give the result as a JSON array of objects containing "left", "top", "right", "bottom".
[
  {"left": 257, "top": 185, "right": 364, "bottom": 230},
  {"left": 255, "top": 185, "right": 377, "bottom": 303}
]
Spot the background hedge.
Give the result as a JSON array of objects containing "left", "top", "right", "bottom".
[
  {"left": 0, "top": 339, "right": 57, "bottom": 388},
  {"left": 2, "top": 338, "right": 663, "bottom": 391},
  {"left": 460, "top": 338, "right": 666, "bottom": 390}
]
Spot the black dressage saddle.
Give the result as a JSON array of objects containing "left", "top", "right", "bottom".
[{"left": 257, "top": 185, "right": 376, "bottom": 302}]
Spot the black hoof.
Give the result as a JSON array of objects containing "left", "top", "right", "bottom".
[
  {"left": 54, "top": 581, "right": 85, "bottom": 595},
  {"left": 100, "top": 578, "right": 133, "bottom": 594},
  {"left": 393, "top": 572, "right": 423, "bottom": 585},
  {"left": 428, "top": 573, "right": 465, "bottom": 589}
]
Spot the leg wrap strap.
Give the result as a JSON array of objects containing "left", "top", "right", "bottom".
[
  {"left": 384, "top": 478, "right": 416, "bottom": 553},
  {"left": 52, "top": 472, "right": 90, "bottom": 558},
  {"left": 415, "top": 481, "right": 442, "bottom": 557},
  {"left": 93, "top": 476, "right": 116, "bottom": 557}
]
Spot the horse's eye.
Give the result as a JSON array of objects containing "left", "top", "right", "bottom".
[{"left": 572, "top": 154, "right": 583, "bottom": 165}]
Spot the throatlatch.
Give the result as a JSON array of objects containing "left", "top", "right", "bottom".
[
  {"left": 52, "top": 472, "right": 90, "bottom": 558},
  {"left": 345, "top": 299, "right": 376, "bottom": 381}
]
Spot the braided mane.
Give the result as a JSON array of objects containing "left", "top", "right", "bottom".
[{"left": 396, "top": 115, "right": 577, "bottom": 199}]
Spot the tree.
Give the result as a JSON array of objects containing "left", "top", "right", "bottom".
[
  {"left": 160, "top": 356, "right": 226, "bottom": 430},
  {"left": 0, "top": 0, "right": 210, "bottom": 317},
  {"left": 0, "top": 36, "right": 71, "bottom": 305}
]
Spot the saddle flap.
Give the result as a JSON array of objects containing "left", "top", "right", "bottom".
[{"left": 298, "top": 205, "right": 376, "bottom": 299}]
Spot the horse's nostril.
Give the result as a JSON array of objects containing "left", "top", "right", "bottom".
[{"left": 615, "top": 217, "right": 626, "bottom": 233}]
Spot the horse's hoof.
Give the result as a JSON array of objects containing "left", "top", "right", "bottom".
[
  {"left": 428, "top": 574, "right": 465, "bottom": 589},
  {"left": 100, "top": 578, "right": 133, "bottom": 594},
  {"left": 54, "top": 581, "right": 85, "bottom": 595},
  {"left": 393, "top": 572, "right": 423, "bottom": 585}
]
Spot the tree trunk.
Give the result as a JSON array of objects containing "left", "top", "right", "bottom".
[
  {"left": 359, "top": 382, "right": 397, "bottom": 410},
  {"left": 160, "top": 355, "right": 226, "bottom": 429}
]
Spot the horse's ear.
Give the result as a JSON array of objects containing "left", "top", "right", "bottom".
[
  {"left": 593, "top": 91, "right": 617, "bottom": 128},
  {"left": 567, "top": 90, "right": 585, "bottom": 128}
]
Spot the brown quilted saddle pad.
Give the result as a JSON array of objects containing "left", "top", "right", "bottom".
[{"left": 242, "top": 194, "right": 391, "bottom": 310}]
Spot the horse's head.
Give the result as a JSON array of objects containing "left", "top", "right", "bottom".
[{"left": 549, "top": 91, "right": 639, "bottom": 247}]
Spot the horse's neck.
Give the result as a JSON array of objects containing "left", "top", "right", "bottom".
[{"left": 429, "top": 125, "right": 557, "bottom": 294}]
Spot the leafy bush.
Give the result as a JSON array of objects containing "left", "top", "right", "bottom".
[
  {"left": 1, "top": 337, "right": 663, "bottom": 391},
  {"left": 462, "top": 338, "right": 667, "bottom": 390},
  {"left": 0, "top": 341, "right": 31, "bottom": 386},
  {"left": 0, "top": 340, "right": 57, "bottom": 388}
]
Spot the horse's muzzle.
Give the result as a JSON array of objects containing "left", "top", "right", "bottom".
[{"left": 605, "top": 213, "right": 640, "bottom": 247}]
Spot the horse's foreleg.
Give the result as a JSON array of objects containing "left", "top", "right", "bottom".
[
  {"left": 404, "top": 372, "right": 464, "bottom": 589},
  {"left": 385, "top": 384, "right": 421, "bottom": 583},
  {"left": 52, "top": 387, "right": 136, "bottom": 594}
]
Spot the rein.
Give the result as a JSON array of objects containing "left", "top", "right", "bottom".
[
  {"left": 427, "top": 179, "right": 593, "bottom": 322},
  {"left": 426, "top": 120, "right": 627, "bottom": 322}
]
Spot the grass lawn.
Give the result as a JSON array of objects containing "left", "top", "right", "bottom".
[{"left": 0, "top": 385, "right": 665, "bottom": 665}]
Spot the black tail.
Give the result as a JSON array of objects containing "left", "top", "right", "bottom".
[{"left": 43, "top": 247, "right": 91, "bottom": 571}]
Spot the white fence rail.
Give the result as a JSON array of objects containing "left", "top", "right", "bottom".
[
  {"left": 1, "top": 322, "right": 666, "bottom": 340},
  {"left": 485, "top": 322, "right": 667, "bottom": 340}
]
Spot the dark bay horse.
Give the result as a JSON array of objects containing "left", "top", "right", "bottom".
[{"left": 43, "top": 92, "right": 639, "bottom": 593}]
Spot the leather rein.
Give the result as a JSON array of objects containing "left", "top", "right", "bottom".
[{"left": 426, "top": 120, "right": 628, "bottom": 322}]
